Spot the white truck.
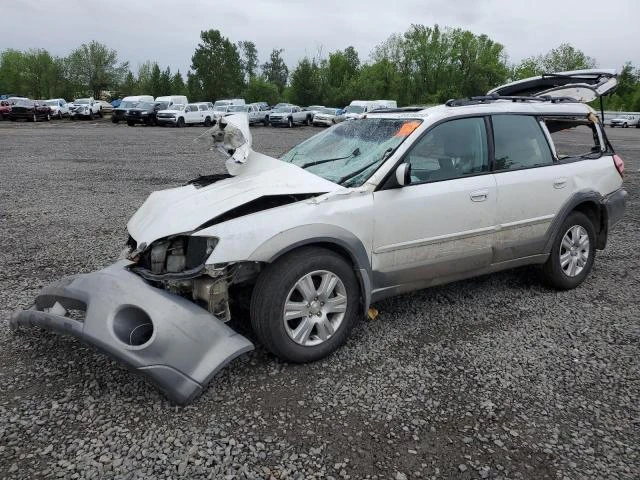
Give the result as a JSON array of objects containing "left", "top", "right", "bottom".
[
  {"left": 268, "top": 105, "right": 313, "bottom": 127},
  {"left": 156, "top": 103, "right": 213, "bottom": 127},
  {"left": 69, "top": 98, "right": 101, "bottom": 119}
]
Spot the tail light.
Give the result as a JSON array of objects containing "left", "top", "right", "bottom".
[{"left": 613, "top": 154, "right": 625, "bottom": 178}]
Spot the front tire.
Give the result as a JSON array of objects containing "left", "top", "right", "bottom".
[
  {"left": 127, "top": 120, "right": 135, "bottom": 126},
  {"left": 541, "top": 211, "right": 596, "bottom": 290},
  {"left": 287, "top": 117, "right": 293, "bottom": 128},
  {"left": 250, "top": 247, "right": 359, "bottom": 363},
  {"left": 204, "top": 116, "right": 212, "bottom": 127},
  {"left": 177, "top": 117, "right": 185, "bottom": 128}
]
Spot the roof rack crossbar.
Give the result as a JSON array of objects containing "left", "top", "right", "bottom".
[{"left": 445, "top": 94, "right": 579, "bottom": 107}]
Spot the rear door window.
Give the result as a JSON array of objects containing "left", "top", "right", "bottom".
[{"left": 492, "top": 115, "right": 553, "bottom": 171}]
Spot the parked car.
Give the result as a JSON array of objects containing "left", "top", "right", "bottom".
[
  {"left": 44, "top": 98, "right": 69, "bottom": 119},
  {"left": 96, "top": 100, "right": 113, "bottom": 115},
  {"left": 0, "top": 100, "right": 11, "bottom": 119},
  {"left": 269, "top": 105, "right": 313, "bottom": 127},
  {"left": 156, "top": 103, "right": 211, "bottom": 127},
  {"left": 69, "top": 98, "right": 101, "bottom": 119},
  {"left": 112, "top": 95, "right": 154, "bottom": 124},
  {"left": 214, "top": 98, "right": 245, "bottom": 108},
  {"left": 312, "top": 107, "right": 345, "bottom": 127},
  {"left": 155, "top": 95, "right": 188, "bottom": 109},
  {"left": 9, "top": 99, "right": 52, "bottom": 121},
  {"left": 12, "top": 70, "right": 628, "bottom": 405},
  {"left": 247, "top": 103, "right": 271, "bottom": 125},
  {"left": 125, "top": 101, "right": 168, "bottom": 126},
  {"left": 609, "top": 114, "right": 640, "bottom": 128}
]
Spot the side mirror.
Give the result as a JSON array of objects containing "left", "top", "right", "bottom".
[{"left": 395, "top": 163, "right": 411, "bottom": 187}]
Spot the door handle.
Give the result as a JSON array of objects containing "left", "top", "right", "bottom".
[
  {"left": 470, "top": 189, "right": 489, "bottom": 202},
  {"left": 553, "top": 178, "right": 568, "bottom": 189}
]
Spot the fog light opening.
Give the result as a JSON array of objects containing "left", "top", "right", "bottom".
[{"left": 113, "top": 306, "right": 154, "bottom": 347}]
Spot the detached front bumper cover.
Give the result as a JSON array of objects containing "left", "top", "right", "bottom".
[{"left": 11, "top": 260, "right": 253, "bottom": 404}]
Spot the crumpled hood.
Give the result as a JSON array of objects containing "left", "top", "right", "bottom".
[{"left": 127, "top": 149, "right": 341, "bottom": 247}]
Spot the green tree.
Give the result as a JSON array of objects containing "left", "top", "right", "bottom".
[
  {"left": 289, "top": 57, "right": 321, "bottom": 106},
  {"left": 120, "top": 70, "right": 138, "bottom": 95},
  {"left": 238, "top": 40, "right": 259, "bottom": 81},
  {"left": 148, "top": 63, "right": 162, "bottom": 97},
  {"left": 190, "top": 29, "right": 244, "bottom": 100},
  {"left": 262, "top": 48, "right": 289, "bottom": 93},
  {"left": 243, "top": 76, "right": 280, "bottom": 105},
  {"left": 171, "top": 71, "right": 187, "bottom": 96},
  {"left": 513, "top": 43, "right": 597, "bottom": 80},
  {"left": 0, "top": 49, "right": 27, "bottom": 95},
  {"left": 65, "top": 41, "right": 128, "bottom": 98}
]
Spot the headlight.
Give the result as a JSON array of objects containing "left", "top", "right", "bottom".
[
  {"left": 137, "top": 236, "right": 218, "bottom": 274},
  {"left": 142, "top": 112, "right": 148, "bottom": 115}
]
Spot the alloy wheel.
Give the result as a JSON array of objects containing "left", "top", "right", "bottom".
[
  {"left": 283, "top": 270, "right": 347, "bottom": 347},
  {"left": 559, "top": 225, "right": 590, "bottom": 277}
]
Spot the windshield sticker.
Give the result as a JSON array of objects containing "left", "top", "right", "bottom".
[{"left": 395, "top": 121, "right": 421, "bottom": 137}]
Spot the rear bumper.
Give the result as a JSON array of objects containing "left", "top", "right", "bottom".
[
  {"left": 11, "top": 260, "right": 254, "bottom": 404},
  {"left": 604, "top": 187, "right": 628, "bottom": 230}
]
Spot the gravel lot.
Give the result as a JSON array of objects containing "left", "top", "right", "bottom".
[{"left": 0, "top": 119, "right": 638, "bottom": 480}]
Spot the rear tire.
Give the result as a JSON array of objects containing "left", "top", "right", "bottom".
[
  {"left": 112, "top": 117, "right": 118, "bottom": 124},
  {"left": 541, "top": 211, "right": 596, "bottom": 290},
  {"left": 127, "top": 120, "right": 135, "bottom": 127},
  {"left": 250, "top": 247, "right": 359, "bottom": 363}
]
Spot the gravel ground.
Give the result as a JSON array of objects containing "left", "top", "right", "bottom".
[{"left": 0, "top": 119, "right": 638, "bottom": 480}]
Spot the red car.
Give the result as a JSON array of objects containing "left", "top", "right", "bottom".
[
  {"left": 9, "top": 99, "right": 52, "bottom": 122},
  {"left": 0, "top": 100, "right": 11, "bottom": 120}
]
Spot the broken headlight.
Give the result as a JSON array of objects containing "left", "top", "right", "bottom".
[{"left": 138, "top": 236, "right": 218, "bottom": 275}]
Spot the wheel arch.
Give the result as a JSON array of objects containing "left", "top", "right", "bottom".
[
  {"left": 544, "top": 191, "right": 607, "bottom": 252},
  {"left": 248, "top": 225, "right": 372, "bottom": 312}
]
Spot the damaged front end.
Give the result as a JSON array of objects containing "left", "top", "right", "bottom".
[
  {"left": 11, "top": 115, "right": 260, "bottom": 404},
  {"left": 10, "top": 261, "right": 253, "bottom": 404}
]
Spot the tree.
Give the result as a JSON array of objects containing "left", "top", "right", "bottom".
[
  {"left": 289, "top": 57, "right": 321, "bottom": 106},
  {"left": 119, "top": 70, "right": 138, "bottom": 96},
  {"left": 262, "top": 48, "right": 289, "bottom": 93},
  {"left": 190, "top": 29, "right": 244, "bottom": 100},
  {"left": 171, "top": 71, "right": 187, "bottom": 96},
  {"left": 148, "top": 63, "right": 162, "bottom": 97},
  {"left": 238, "top": 41, "right": 259, "bottom": 81},
  {"left": 0, "top": 49, "right": 27, "bottom": 95},
  {"left": 65, "top": 41, "right": 128, "bottom": 98},
  {"left": 243, "top": 76, "right": 280, "bottom": 105},
  {"left": 513, "top": 43, "right": 597, "bottom": 79}
]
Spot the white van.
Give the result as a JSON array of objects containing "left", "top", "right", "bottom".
[
  {"left": 343, "top": 100, "right": 381, "bottom": 120},
  {"left": 213, "top": 98, "right": 246, "bottom": 108},
  {"left": 375, "top": 100, "right": 397, "bottom": 109},
  {"left": 155, "top": 95, "right": 189, "bottom": 109}
]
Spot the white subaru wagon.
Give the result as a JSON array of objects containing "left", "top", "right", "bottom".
[{"left": 13, "top": 70, "right": 628, "bottom": 404}]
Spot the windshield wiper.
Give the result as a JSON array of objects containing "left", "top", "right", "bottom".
[
  {"left": 299, "top": 148, "right": 360, "bottom": 169},
  {"left": 336, "top": 148, "right": 394, "bottom": 186}
]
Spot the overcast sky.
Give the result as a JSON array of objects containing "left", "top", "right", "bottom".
[{"left": 3, "top": 0, "right": 639, "bottom": 75}]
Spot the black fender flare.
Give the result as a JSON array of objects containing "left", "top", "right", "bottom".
[{"left": 543, "top": 191, "right": 607, "bottom": 253}]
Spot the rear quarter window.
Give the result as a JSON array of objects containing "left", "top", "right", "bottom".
[{"left": 542, "top": 117, "right": 602, "bottom": 160}]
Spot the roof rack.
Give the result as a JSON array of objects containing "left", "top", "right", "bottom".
[{"left": 445, "top": 93, "right": 578, "bottom": 107}]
